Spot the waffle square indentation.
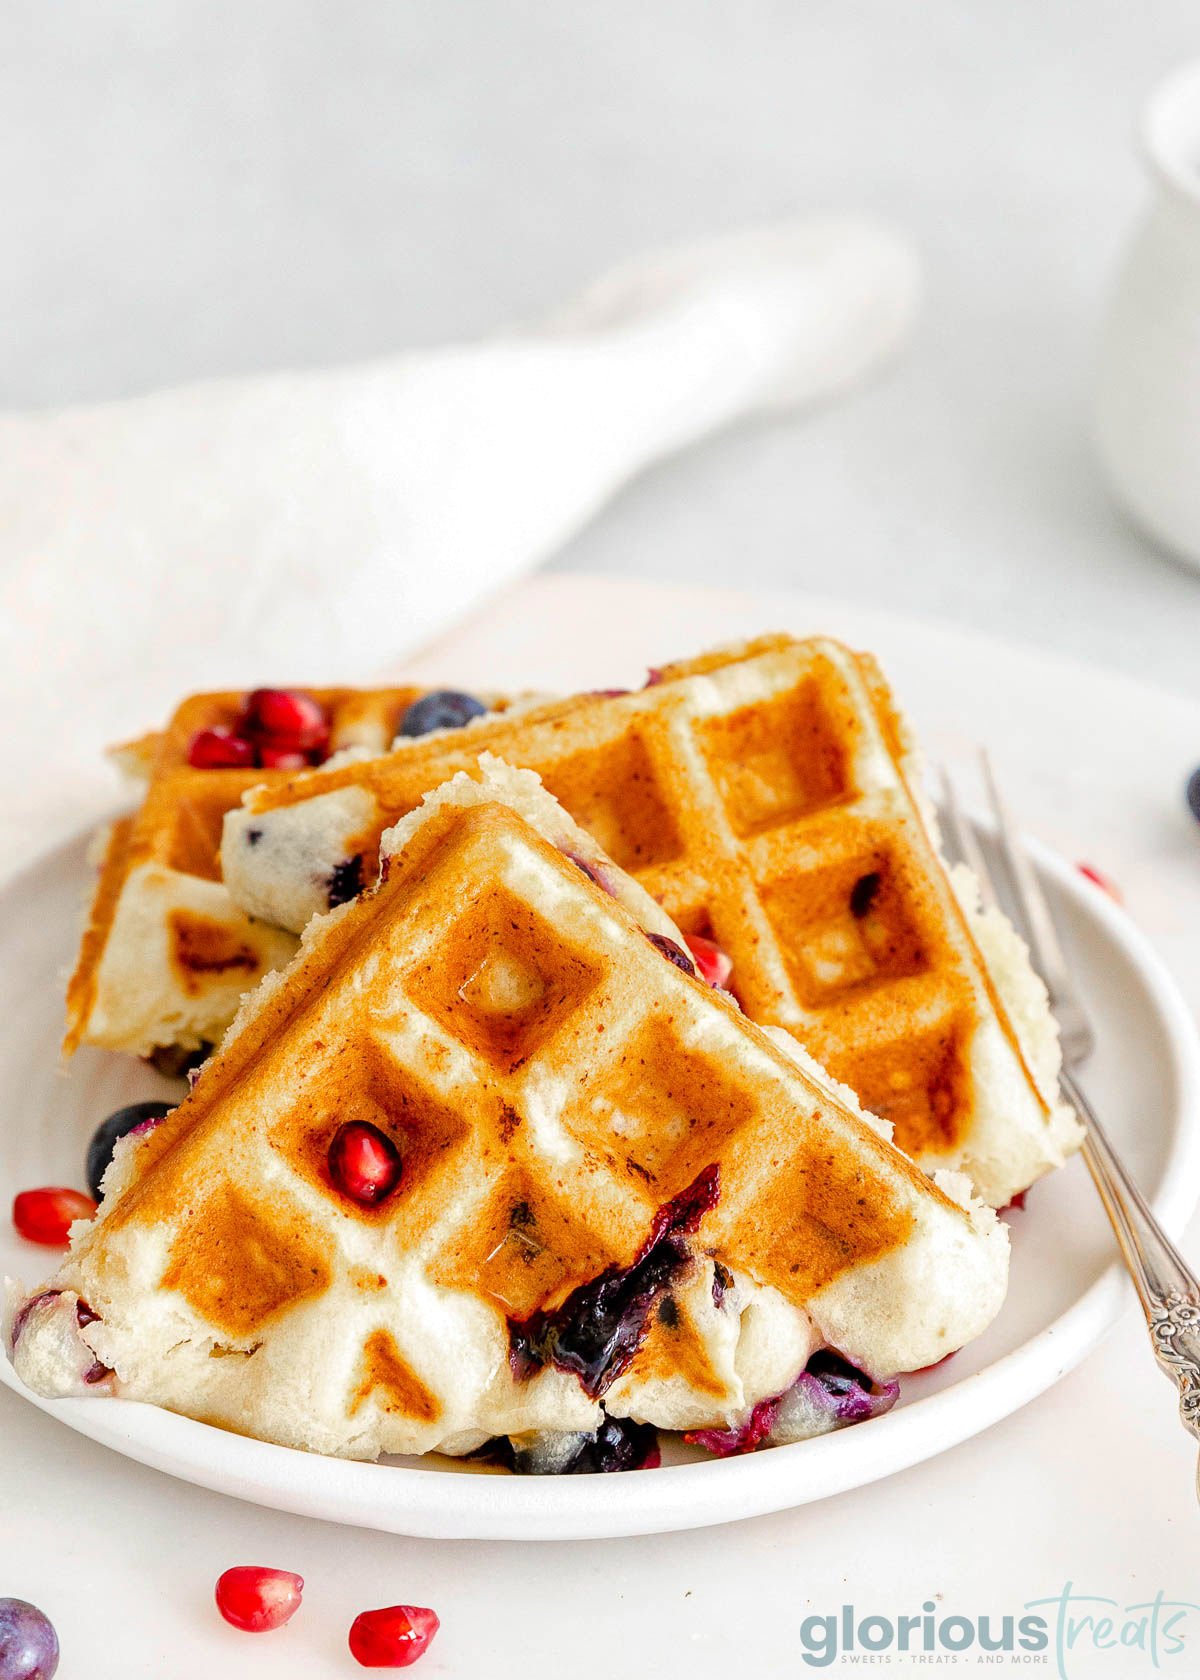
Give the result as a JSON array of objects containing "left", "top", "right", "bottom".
[
  {"left": 758, "top": 849, "right": 930, "bottom": 1007},
  {"left": 164, "top": 783, "right": 245, "bottom": 879},
  {"left": 696, "top": 678, "right": 851, "bottom": 836},
  {"left": 560, "top": 1017, "right": 758, "bottom": 1194},
  {"left": 827, "top": 1017, "right": 970, "bottom": 1155},
  {"left": 412, "top": 885, "right": 602, "bottom": 1072},
  {"left": 161, "top": 1184, "right": 332, "bottom": 1337},
  {"left": 269, "top": 1039, "right": 472, "bottom": 1230},
  {"left": 430, "top": 1171, "right": 618, "bottom": 1318},
  {"left": 541, "top": 733, "right": 682, "bottom": 871}
]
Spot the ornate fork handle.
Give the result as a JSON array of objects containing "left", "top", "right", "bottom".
[{"left": 1062, "top": 1068, "right": 1200, "bottom": 1443}]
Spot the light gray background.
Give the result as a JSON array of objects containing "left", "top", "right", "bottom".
[{"left": 5, "top": 3, "right": 1199, "bottom": 693}]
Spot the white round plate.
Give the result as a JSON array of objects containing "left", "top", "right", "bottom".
[{"left": 2, "top": 826, "right": 1198, "bottom": 1541}]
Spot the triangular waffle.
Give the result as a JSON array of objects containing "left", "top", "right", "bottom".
[
  {"left": 12, "top": 762, "right": 1007, "bottom": 1462},
  {"left": 64, "top": 684, "right": 519, "bottom": 1061},
  {"left": 222, "top": 636, "right": 1081, "bottom": 1205}
]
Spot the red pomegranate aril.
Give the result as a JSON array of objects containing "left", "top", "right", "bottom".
[
  {"left": 349, "top": 1605, "right": 440, "bottom": 1668},
  {"left": 1077, "top": 862, "right": 1123, "bottom": 905},
  {"left": 258, "top": 744, "right": 310, "bottom": 771},
  {"left": 329, "top": 1122, "right": 403, "bottom": 1206},
  {"left": 215, "top": 1566, "right": 304, "bottom": 1633},
  {"left": 241, "top": 688, "right": 330, "bottom": 754},
  {"left": 12, "top": 1187, "right": 97, "bottom": 1246},
  {"left": 187, "top": 727, "right": 258, "bottom": 770},
  {"left": 684, "top": 933, "right": 733, "bottom": 990}
]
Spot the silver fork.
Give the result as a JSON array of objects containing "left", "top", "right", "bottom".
[{"left": 939, "top": 754, "right": 1200, "bottom": 1484}]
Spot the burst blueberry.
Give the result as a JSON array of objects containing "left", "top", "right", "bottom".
[
  {"left": 504, "top": 1417, "right": 655, "bottom": 1471},
  {"left": 398, "top": 690, "right": 486, "bottom": 737},
  {"left": 800, "top": 1349, "right": 900, "bottom": 1423},
  {"left": 645, "top": 933, "right": 696, "bottom": 976},
  {"left": 566, "top": 1416, "right": 660, "bottom": 1473},
  {"left": 0, "top": 1599, "right": 59, "bottom": 1680},
  {"left": 508, "top": 1165, "right": 719, "bottom": 1397},
  {"left": 327, "top": 855, "right": 365, "bottom": 909},
  {"left": 86, "top": 1101, "right": 174, "bottom": 1200}
]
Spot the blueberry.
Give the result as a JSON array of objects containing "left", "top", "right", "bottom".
[
  {"left": 0, "top": 1599, "right": 59, "bottom": 1680},
  {"left": 849, "top": 871, "right": 882, "bottom": 918},
  {"left": 1187, "top": 767, "right": 1200, "bottom": 824},
  {"left": 564, "top": 1416, "right": 659, "bottom": 1473},
  {"left": 86, "top": 1101, "right": 173, "bottom": 1200},
  {"left": 711, "top": 1260, "right": 733, "bottom": 1309},
  {"left": 804, "top": 1349, "right": 899, "bottom": 1423},
  {"left": 645, "top": 933, "right": 695, "bottom": 976},
  {"left": 508, "top": 1165, "right": 719, "bottom": 1397},
  {"left": 398, "top": 690, "right": 486, "bottom": 738},
  {"left": 515, "top": 1417, "right": 659, "bottom": 1474},
  {"left": 326, "top": 855, "right": 365, "bottom": 909},
  {"left": 469, "top": 1421, "right": 659, "bottom": 1475}
]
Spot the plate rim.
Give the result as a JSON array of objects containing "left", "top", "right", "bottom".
[{"left": 3, "top": 827, "right": 1199, "bottom": 1541}]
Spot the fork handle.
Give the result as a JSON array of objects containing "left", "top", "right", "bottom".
[{"left": 1062, "top": 1068, "right": 1200, "bottom": 1444}]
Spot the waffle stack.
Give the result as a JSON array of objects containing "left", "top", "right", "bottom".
[
  {"left": 222, "top": 636, "right": 1081, "bottom": 1205},
  {"left": 12, "top": 763, "right": 1007, "bottom": 1461},
  {"left": 63, "top": 685, "right": 518, "bottom": 1061}
]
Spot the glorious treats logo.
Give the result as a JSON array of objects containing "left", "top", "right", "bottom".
[{"left": 798, "top": 1586, "right": 1200, "bottom": 1674}]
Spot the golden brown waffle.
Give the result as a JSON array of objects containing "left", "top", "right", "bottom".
[
  {"left": 223, "top": 636, "right": 1081, "bottom": 1206},
  {"left": 64, "top": 684, "right": 484, "bottom": 1060},
  {"left": 13, "top": 763, "right": 1007, "bottom": 1461}
]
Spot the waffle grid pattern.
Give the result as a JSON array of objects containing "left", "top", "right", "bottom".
[{"left": 231, "top": 639, "right": 1044, "bottom": 1162}]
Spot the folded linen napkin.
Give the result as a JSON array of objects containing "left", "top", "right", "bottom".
[{"left": 0, "top": 217, "right": 919, "bottom": 874}]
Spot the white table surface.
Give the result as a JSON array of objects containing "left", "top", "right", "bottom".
[
  {"left": 4, "top": 572, "right": 1200, "bottom": 1679},
  {"left": 4, "top": 2, "right": 1200, "bottom": 698}
]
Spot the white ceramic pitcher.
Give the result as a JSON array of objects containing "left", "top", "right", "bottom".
[{"left": 1096, "top": 59, "right": 1200, "bottom": 573}]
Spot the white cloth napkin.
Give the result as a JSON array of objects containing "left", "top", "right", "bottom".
[{"left": 0, "top": 217, "right": 919, "bottom": 872}]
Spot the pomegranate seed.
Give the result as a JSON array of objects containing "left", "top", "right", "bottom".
[
  {"left": 187, "top": 727, "right": 257, "bottom": 769},
  {"left": 329, "top": 1122, "right": 402, "bottom": 1206},
  {"left": 684, "top": 933, "right": 733, "bottom": 989},
  {"left": 241, "top": 689, "right": 330, "bottom": 754},
  {"left": 12, "top": 1187, "right": 96, "bottom": 1246},
  {"left": 258, "top": 744, "right": 310, "bottom": 771},
  {"left": 214, "top": 1566, "right": 304, "bottom": 1634},
  {"left": 349, "top": 1605, "right": 439, "bottom": 1668},
  {"left": 1077, "top": 862, "right": 1123, "bottom": 905}
]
